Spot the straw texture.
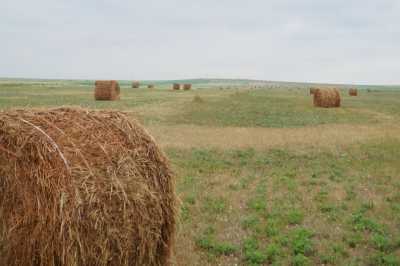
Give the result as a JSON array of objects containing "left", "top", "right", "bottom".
[
  {"left": 94, "top": 80, "right": 120, "bottom": 100},
  {"left": 0, "top": 108, "right": 177, "bottom": 266},
  {"left": 313, "top": 88, "right": 341, "bottom": 108}
]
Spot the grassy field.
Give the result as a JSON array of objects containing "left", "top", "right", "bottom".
[{"left": 1, "top": 80, "right": 400, "bottom": 265}]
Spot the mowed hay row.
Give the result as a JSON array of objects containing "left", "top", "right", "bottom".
[
  {"left": 173, "top": 83, "right": 181, "bottom": 90},
  {"left": 0, "top": 108, "right": 177, "bottom": 266},
  {"left": 313, "top": 88, "right": 341, "bottom": 108},
  {"left": 94, "top": 80, "right": 120, "bottom": 100},
  {"left": 132, "top": 81, "right": 140, "bottom": 88},
  {"left": 349, "top": 88, "right": 358, "bottom": 96},
  {"left": 183, "top": 84, "right": 192, "bottom": 90},
  {"left": 310, "top": 87, "right": 317, "bottom": 95}
]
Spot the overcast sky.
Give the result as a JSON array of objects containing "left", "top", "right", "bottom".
[{"left": 1, "top": 0, "right": 399, "bottom": 84}]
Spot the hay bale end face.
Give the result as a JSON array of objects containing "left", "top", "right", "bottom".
[
  {"left": 132, "top": 81, "right": 140, "bottom": 88},
  {"left": 0, "top": 108, "right": 177, "bottom": 266},
  {"left": 173, "top": 83, "right": 181, "bottom": 90},
  {"left": 94, "top": 80, "right": 120, "bottom": 100},
  {"left": 313, "top": 88, "right": 341, "bottom": 108},
  {"left": 349, "top": 88, "right": 358, "bottom": 96},
  {"left": 183, "top": 84, "right": 192, "bottom": 90}
]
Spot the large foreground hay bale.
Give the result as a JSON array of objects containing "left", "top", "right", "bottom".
[
  {"left": 183, "top": 84, "right": 192, "bottom": 90},
  {"left": 173, "top": 83, "right": 180, "bottom": 90},
  {"left": 313, "top": 88, "right": 341, "bottom": 108},
  {"left": 132, "top": 81, "right": 140, "bottom": 88},
  {"left": 349, "top": 88, "right": 358, "bottom": 96},
  {"left": 94, "top": 80, "right": 120, "bottom": 100},
  {"left": 0, "top": 108, "right": 177, "bottom": 266}
]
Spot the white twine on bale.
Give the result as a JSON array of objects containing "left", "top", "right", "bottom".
[{"left": 19, "top": 118, "right": 71, "bottom": 173}]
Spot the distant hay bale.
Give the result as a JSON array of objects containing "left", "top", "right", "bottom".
[
  {"left": 173, "top": 83, "right": 180, "bottom": 90},
  {"left": 183, "top": 84, "right": 192, "bottom": 90},
  {"left": 148, "top": 84, "right": 155, "bottom": 89},
  {"left": 349, "top": 88, "right": 358, "bottom": 96},
  {"left": 0, "top": 108, "right": 177, "bottom": 266},
  {"left": 94, "top": 80, "right": 120, "bottom": 100},
  {"left": 310, "top": 87, "right": 317, "bottom": 95},
  {"left": 313, "top": 88, "right": 341, "bottom": 108},
  {"left": 193, "top": 95, "right": 204, "bottom": 103},
  {"left": 132, "top": 81, "right": 140, "bottom": 88}
]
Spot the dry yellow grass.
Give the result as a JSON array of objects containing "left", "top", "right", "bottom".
[{"left": 148, "top": 123, "right": 400, "bottom": 151}]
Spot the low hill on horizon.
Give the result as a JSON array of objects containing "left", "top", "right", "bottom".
[{"left": 0, "top": 77, "right": 399, "bottom": 90}]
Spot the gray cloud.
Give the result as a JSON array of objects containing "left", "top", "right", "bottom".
[{"left": 1, "top": 0, "right": 399, "bottom": 84}]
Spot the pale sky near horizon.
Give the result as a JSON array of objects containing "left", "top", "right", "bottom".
[{"left": 1, "top": 0, "right": 399, "bottom": 84}]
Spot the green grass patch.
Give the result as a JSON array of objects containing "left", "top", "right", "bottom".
[
  {"left": 168, "top": 90, "right": 382, "bottom": 127},
  {"left": 196, "top": 236, "right": 238, "bottom": 256}
]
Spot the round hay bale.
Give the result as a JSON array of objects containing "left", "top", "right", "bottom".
[
  {"left": 0, "top": 108, "right": 177, "bottom": 266},
  {"left": 172, "top": 83, "right": 180, "bottom": 90},
  {"left": 193, "top": 95, "right": 204, "bottom": 103},
  {"left": 310, "top": 87, "right": 317, "bottom": 95},
  {"left": 183, "top": 84, "right": 192, "bottom": 90},
  {"left": 132, "top": 81, "right": 140, "bottom": 88},
  {"left": 94, "top": 80, "right": 120, "bottom": 100},
  {"left": 313, "top": 88, "right": 341, "bottom": 108},
  {"left": 349, "top": 88, "right": 358, "bottom": 96},
  {"left": 148, "top": 84, "right": 155, "bottom": 89}
]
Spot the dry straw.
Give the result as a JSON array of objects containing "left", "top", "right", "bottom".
[
  {"left": 349, "top": 88, "right": 358, "bottom": 96},
  {"left": 183, "top": 84, "right": 192, "bottom": 90},
  {"left": 132, "top": 81, "right": 140, "bottom": 88},
  {"left": 313, "top": 88, "right": 341, "bottom": 108},
  {"left": 94, "top": 80, "right": 120, "bottom": 100},
  {"left": 0, "top": 108, "right": 177, "bottom": 266},
  {"left": 172, "top": 83, "right": 180, "bottom": 90},
  {"left": 310, "top": 87, "right": 317, "bottom": 95}
]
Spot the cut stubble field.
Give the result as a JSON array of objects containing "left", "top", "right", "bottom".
[{"left": 1, "top": 81, "right": 400, "bottom": 265}]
